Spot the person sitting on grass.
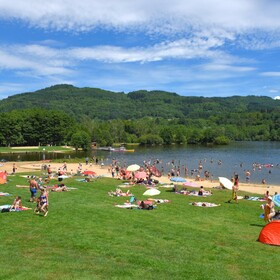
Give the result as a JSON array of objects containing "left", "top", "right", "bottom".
[
  {"left": 139, "top": 200, "right": 149, "bottom": 209},
  {"left": 198, "top": 186, "right": 205, "bottom": 196},
  {"left": 138, "top": 200, "right": 154, "bottom": 210},
  {"left": 10, "top": 196, "right": 22, "bottom": 210}
]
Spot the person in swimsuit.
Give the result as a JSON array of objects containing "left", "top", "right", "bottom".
[
  {"left": 29, "top": 176, "right": 39, "bottom": 202},
  {"left": 36, "top": 189, "right": 49, "bottom": 216},
  {"left": 198, "top": 186, "right": 205, "bottom": 196},
  {"left": 228, "top": 174, "right": 239, "bottom": 203},
  {"left": 10, "top": 196, "right": 22, "bottom": 210},
  {"left": 264, "top": 196, "right": 275, "bottom": 222}
]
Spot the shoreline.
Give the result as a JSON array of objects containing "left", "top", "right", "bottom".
[{"left": 1, "top": 161, "right": 279, "bottom": 195}]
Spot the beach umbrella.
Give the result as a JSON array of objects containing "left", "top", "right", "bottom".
[
  {"left": 170, "top": 177, "right": 186, "bottom": 183},
  {"left": 218, "top": 177, "right": 233, "bottom": 190},
  {"left": 183, "top": 181, "right": 199, "bottom": 188},
  {"left": 83, "top": 170, "right": 96, "bottom": 176},
  {"left": 134, "top": 171, "right": 147, "bottom": 179},
  {"left": 273, "top": 194, "right": 280, "bottom": 207},
  {"left": 143, "top": 188, "right": 161, "bottom": 196},
  {"left": 126, "top": 164, "right": 140, "bottom": 172}
]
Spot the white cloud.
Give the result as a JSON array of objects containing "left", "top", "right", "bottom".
[
  {"left": 68, "top": 38, "right": 228, "bottom": 63},
  {"left": 0, "top": 45, "right": 73, "bottom": 77},
  {"left": 274, "top": 96, "right": 280, "bottom": 100},
  {"left": 0, "top": 0, "right": 280, "bottom": 34},
  {"left": 269, "top": 89, "right": 279, "bottom": 93},
  {"left": 261, "top": 72, "right": 280, "bottom": 77}
]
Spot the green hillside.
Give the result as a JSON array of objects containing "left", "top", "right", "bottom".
[
  {"left": 0, "top": 84, "right": 279, "bottom": 147},
  {"left": 0, "top": 84, "right": 279, "bottom": 120}
]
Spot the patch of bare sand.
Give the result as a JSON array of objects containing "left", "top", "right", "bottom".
[{"left": 1, "top": 161, "right": 279, "bottom": 195}]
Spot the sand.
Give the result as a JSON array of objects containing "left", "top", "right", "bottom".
[{"left": 1, "top": 161, "right": 279, "bottom": 195}]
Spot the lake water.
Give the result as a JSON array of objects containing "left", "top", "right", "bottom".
[{"left": 1, "top": 142, "right": 279, "bottom": 185}]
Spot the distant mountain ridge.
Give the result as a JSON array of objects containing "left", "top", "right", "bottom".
[{"left": 0, "top": 84, "right": 279, "bottom": 120}]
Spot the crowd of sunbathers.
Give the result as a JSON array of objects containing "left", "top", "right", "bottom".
[{"left": 172, "top": 185, "right": 213, "bottom": 196}]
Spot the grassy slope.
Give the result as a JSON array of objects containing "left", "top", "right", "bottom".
[{"left": 0, "top": 173, "right": 279, "bottom": 280}]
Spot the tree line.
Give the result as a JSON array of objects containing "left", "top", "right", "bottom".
[
  {"left": 1, "top": 109, "right": 279, "bottom": 150},
  {"left": 0, "top": 84, "right": 279, "bottom": 149}
]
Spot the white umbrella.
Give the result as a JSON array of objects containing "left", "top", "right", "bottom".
[
  {"left": 143, "top": 188, "right": 161, "bottom": 196},
  {"left": 218, "top": 177, "right": 233, "bottom": 190},
  {"left": 126, "top": 164, "right": 140, "bottom": 172}
]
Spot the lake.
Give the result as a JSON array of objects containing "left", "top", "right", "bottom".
[{"left": 1, "top": 141, "right": 279, "bottom": 185}]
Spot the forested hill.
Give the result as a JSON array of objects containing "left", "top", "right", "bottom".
[{"left": 0, "top": 84, "right": 279, "bottom": 120}]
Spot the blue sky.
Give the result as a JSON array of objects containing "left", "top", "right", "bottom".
[{"left": 0, "top": 0, "right": 280, "bottom": 99}]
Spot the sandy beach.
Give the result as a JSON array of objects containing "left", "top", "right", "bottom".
[{"left": 1, "top": 161, "right": 279, "bottom": 195}]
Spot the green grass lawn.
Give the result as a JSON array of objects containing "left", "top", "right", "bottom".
[
  {"left": 0, "top": 146, "right": 74, "bottom": 153},
  {"left": 0, "top": 173, "right": 279, "bottom": 280}
]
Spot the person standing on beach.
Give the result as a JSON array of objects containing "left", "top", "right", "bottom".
[{"left": 245, "top": 170, "right": 251, "bottom": 182}]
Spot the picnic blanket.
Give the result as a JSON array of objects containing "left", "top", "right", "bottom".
[
  {"left": 0, "top": 192, "right": 12, "bottom": 196},
  {"left": 189, "top": 202, "right": 220, "bottom": 207}
]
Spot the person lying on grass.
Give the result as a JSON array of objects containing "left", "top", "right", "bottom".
[
  {"left": 108, "top": 189, "right": 132, "bottom": 197},
  {"left": 51, "top": 183, "right": 68, "bottom": 192}
]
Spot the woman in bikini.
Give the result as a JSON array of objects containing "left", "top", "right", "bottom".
[
  {"left": 36, "top": 189, "right": 49, "bottom": 216},
  {"left": 10, "top": 196, "right": 22, "bottom": 210},
  {"left": 264, "top": 196, "right": 275, "bottom": 222}
]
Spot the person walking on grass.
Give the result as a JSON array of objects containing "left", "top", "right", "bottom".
[
  {"left": 35, "top": 189, "right": 49, "bottom": 217},
  {"left": 29, "top": 176, "right": 38, "bottom": 202},
  {"left": 228, "top": 174, "right": 239, "bottom": 203}
]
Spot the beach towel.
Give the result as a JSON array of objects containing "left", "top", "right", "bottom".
[
  {"left": 158, "top": 184, "right": 174, "bottom": 188},
  {"left": 0, "top": 205, "right": 32, "bottom": 212},
  {"left": 147, "top": 198, "right": 170, "bottom": 204},
  {"left": 0, "top": 192, "right": 12, "bottom": 196},
  {"left": 115, "top": 203, "right": 138, "bottom": 209},
  {"left": 245, "top": 197, "right": 266, "bottom": 202},
  {"left": 75, "top": 178, "right": 88, "bottom": 182},
  {"left": 117, "top": 184, "right": 131, "bottom": 188},
  {"left": 16, "top": 185, "right": 30, "bottom": 188},
  {"left": 189, "top": 202, "right": 220, "bottom": 207}
]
